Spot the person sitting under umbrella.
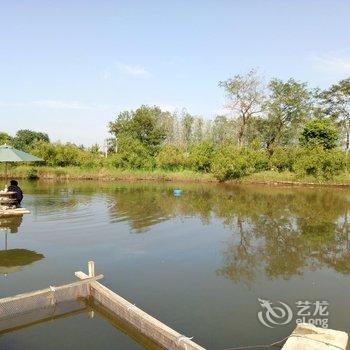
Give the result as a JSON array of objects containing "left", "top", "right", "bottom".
[{"left": 7, "top": 180, "right": 23, "bottom": 208}]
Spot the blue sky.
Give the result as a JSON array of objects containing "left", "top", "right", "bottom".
[{"left": 0, "top": 0, "right": 349, "bottom": 146}]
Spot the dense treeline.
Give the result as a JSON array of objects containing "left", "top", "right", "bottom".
[{"left": 1, "top": 70, "right": 350, "bottom": 181}]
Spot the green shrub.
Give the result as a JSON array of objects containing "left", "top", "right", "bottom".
[
  {"left": 53, "top": 143, "right": 81, "bottom": 167},
  {"left": 211, "top": 145, "right": 251, "bottom": 181},
  {"left": 156, "top": 145, "right": 186, "bottom": 170},
  {"left": 269, "top": 147, "right": 296, "bottom": 172},
  {"left": 111, "top": 135, "right": 154, "bottom": 169},
  {"left": 0, "top": 132, "right": 12, "bottom": 145},
  {"left": 321, "top": 150, "right": 346, "bottom": 179},
  {"left": 211, "top": 145, "right": 270, "bottom": 181},
  {"left": 300, "top": 118, "right": 338, "bottom": 150},
  {"left": 188, "top": 141, "right": 214, "bottom": 172},
  {"left": 77, "top": 151, "right": 104, "bottom": 168},
  {"left": 26, "top": 168, "right": 39, "bottom": 180},
  {"left": 31, "top": 140, "right": 57, "bottom": 166},
  {"left": 293, "top": 147, "right": 345, "bottom": 180},
  {"left": 346, "top": 153, "right": 350, "bottom": 172},
  {"left": 242, "top": 147, "right": 269, "bottom": 172},
  {"left": 31, "top": 140, "right": 103, "bottom": 168}
]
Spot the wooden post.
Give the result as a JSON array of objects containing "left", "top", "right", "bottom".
[
  {"left": 4, "top": 162, "right": 8, "bottom": 187},
  {"left": 282, "top": 323, "right": 348, "bottom": 350},
  {"left": 88, "top": 261, "right": 95, "bottom": 277}
]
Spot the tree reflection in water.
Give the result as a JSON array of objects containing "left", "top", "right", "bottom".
[
  {"left": 215, "top": 186, "right": 350, "bottom": 284},
  {"left": 105, "top": 183, "right": 350, "bottom": 282},
  {"left": 103, "top": 184, "right": 350, "bottom": 282},
  {"left": 20, "top": 181, "right": 350, "bottom": 283}
]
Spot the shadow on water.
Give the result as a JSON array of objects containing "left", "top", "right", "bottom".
[{"left": 0, "top": 215, "right": 44, "bottom": 275}]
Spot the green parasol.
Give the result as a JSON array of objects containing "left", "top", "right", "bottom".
[{"left": 0, "top": 144, "right": 43, "bottom": 182}]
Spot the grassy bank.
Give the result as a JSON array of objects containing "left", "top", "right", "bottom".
[
  {"left": 2, "top": 165, "right": 350, "bottom": 187},
  {"left": 242, "top": 170, "right": 350, "bottom": 187},
  {"left": 0, "top": 165, "right": 215, "bottom": 182}
]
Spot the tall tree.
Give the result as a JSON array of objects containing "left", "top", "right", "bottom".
[
  {"left": 320, "top": 78, "right": 350, "bottom": 152},
  {"left": 109, "top": 105, "right": 168, "bottom": 155},
  {"left": 211, "top": 115, "right": 236, "bottom": 144},
  {"left": 162, "top": 112, "right": 178, "bottom": 145},
  {"left": 219, "top": 69, "right": 265, "bottom": 147},
  {"left": 12, "top": 129, "right": 49, "bottom": 151},
  {"left": 0, "top": 131, "right": 12, "bottom": 145},
  {"left": 193, "top": 117, "right": 204, "bottom": 143},
  {"left": 180, "top": 110, "right": 194, "bottom": 148},
  {"left": 261, "top": 78, "right": 312, "bottom": 151}
]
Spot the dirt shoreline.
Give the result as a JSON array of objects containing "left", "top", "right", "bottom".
[
  {"left": 2, "top": 171, "right": 350, "bottom": 188},
  {"left": 242, "top": 180, "right": 350, "bottom": 188}
]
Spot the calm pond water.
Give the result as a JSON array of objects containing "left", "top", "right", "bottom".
[{"left": 1, "top": 181, "right": 350, "bottom": 349}]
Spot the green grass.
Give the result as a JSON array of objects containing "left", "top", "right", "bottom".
[
  {"left": 243, "top": 170, "right": 350, "bottom": 186},
  {"left": 3, "top": 165, "right": 350, "bottom": 186},
  {"left": 0, "top": 165, "right": 215, "bottom": 182}
]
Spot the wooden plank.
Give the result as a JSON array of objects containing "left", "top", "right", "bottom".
[
  {"left": 282, "top": 323, "right": 348, "bottom": 350},
  {"left": 0, "top": 274, "right": 103, "bottom": 304},
  {"left": 0, "top": 208, "right": 30, "bottom": 217},
  {"left": 76, "top": 270, "right": 205, "bottom": 350},
  {"left": 0, "top": 192, "right": 16, "bottom": 197}
]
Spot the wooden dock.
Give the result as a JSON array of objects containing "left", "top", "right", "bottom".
[
  {"left": 0, "top": 191, "right": 30, "bottom": 217},
  {"left": 0, "top": 261, "right": 205, "bottom": 350},
  {"left": 0, "top": 261, "right": 348, "bottom": 350}
]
